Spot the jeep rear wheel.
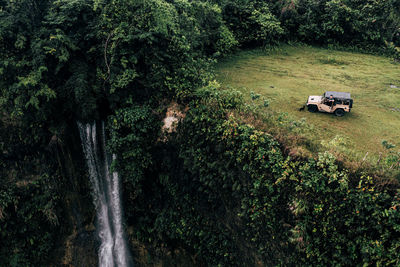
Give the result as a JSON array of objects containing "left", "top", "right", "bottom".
[
  {"left": 334, "top": 108, "right": 345, "bottom": 117},
  {"left": 308, "top": 105, "right": 318, "bottom": 112}
]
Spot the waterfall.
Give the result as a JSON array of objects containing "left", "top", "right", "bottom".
[{"left": 78, "top": 121, "right": 133, "bottom": 267}]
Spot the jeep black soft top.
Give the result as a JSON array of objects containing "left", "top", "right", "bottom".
[
  {"left": 324, "top": 91, "right": 351, "bottom": 100},
  {"left": 324, "top": 91, "right": 353, "bottom": 107}
]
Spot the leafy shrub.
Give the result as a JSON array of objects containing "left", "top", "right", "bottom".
[{"left": 222, "top": 0, "right": 284, "bottom": 46}]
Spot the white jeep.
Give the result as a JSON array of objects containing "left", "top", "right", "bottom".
[{"left": 306, "top": 91, "right": 353, "bottom": 117}]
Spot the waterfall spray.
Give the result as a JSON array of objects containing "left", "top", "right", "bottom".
[{"left": 78, "top": 121, "right": 133, "bottom": 267}]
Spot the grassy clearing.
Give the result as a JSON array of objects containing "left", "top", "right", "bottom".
[{"left": 215, "top": 45, "right": 400, "bottom": 162}]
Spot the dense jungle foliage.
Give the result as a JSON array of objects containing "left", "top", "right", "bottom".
[{"left": 1, "top": 0, "right": 399, "bottom": 266}]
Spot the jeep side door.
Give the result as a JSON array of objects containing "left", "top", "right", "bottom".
[{"left": 319, "top": 98, "right": 334, "bottom": 112}]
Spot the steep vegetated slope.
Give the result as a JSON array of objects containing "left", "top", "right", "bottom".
[
  {"left": 107, "top": 85, "right": 400, "bottom": 266},
  {"left": 0, "top": 0, "right": 399, "bottom": 266}
]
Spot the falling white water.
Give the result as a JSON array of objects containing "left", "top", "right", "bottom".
[{"left": 78, "top": 121, "right": 133, "bottom": 267}]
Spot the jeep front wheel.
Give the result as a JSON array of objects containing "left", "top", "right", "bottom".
[
  {"left": 334, "top": 108, "right": 345, "bottom": 117},
  {"left": 308, "top": 105, "right": 318, "bottom": 112}
]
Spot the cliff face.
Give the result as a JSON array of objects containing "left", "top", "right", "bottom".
[
  {"left": 47, "top": 124, "right": 98, "bottom": 267},
  {"left": 53, "top": 175, "right": 97, "bottom": 267}
]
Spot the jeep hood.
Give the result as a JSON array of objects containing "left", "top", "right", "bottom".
[{"left": 308, "top": 95, "right": 322, "bottom": 103}]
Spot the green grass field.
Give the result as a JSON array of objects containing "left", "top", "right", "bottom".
[{"left": 216, "top": 45, "right": 400, "bottom": 160}]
